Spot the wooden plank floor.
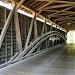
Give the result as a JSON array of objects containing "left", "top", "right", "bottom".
[{"left": 0, "top": 44, "right": 75, "bottom": 75}]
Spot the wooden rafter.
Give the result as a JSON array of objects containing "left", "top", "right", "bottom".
[
  {"left": 54, "top": 15, "right": 75, "bottom": 22},
  {"left": 37, "top": 2, "right": 54, "bottom": 10},
  {"left": 36, "top": 2, "right": 54, "bottom": 17},
  {"left": 29, "top": 1, "right": 37, "bottom": 6},
  {"left": 54, "top": 16, "right": 75, "bottom": 23},
  {"left": 36, "top": 0, "right": 75, "bottom": 5},
  {"left": 36, "top": 0, "right": 60, "bottom": 2},
  {"left": 48, "top": 6, "right": 75, "bottom": 19},
  {"left": 60, "top": 21, "right": 75, "bottom": 25},
  {"left": 16, "top": 0, "right": 25, "bottom": 9},
  {"left": 56, "top": 1, "right": 75, "bottom": 5},
  {"left": 58, "top": 20, "right": 75, "bottom": 25},
  {"left": 56, "top": 17, "right": 75, "bottom": 22},
  {"left": 43, "top": 4, "right": 72, "bottom": 10},
  {"left": 43, "top": 10, "right": 75, "bottom": 15}
]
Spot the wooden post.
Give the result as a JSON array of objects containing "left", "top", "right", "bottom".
[
  {"left": 14, "top": 6, "right": 22, "bottom": 53},
  {"left": 50, "top": 24, "right": 53, "bottom": 31},
  {"left": 25, "top": 18, "right": 34, "bottom": 49},
  {"left": 0, "top": 6, "right": 15, "bottom": 48},
  {"left": 4, "top": 8, "right": 7, "bottom": 62},
  {"left": 11, "top": 21, "right": 13, "bottom": 57},
  {"left": 34, "top": 13, "right": 38, "bottom": 39},
  {"left": 41, "top": 23, "right": 45, "bottom": 35},
  {"left": 41, "top": 19, "right": 47, "bottom": 34},
  {"left": 44, "top": 19, "right": 47, "bottom": 48},
  {"left": 44, "top": 19, "right": 47, "bottom": 33}
]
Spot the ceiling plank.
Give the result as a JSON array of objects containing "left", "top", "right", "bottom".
[
  {"left": 58, "top": 20, "right": 75, "bottom": 25},
  {"left": 43, "top": 4, "right": 72, "bottom": 10},
  {"left": 56, "top": 17, "right": 75, "bottom": 21},
  {"left": 36, "top": 0, "right": 60, "bottom": 1},
  {"left": 38, "top": 1, "right": 54, "bottom": 10},
  {"left": 56, "top": 1, "right": 75, "bottom": 5},
  {"left": 60, "top": 21, "right": 75, "bottom": 25},
  {"left": 36, "top": 2, "right": 55, "bottom": 16},
  {"left": 43, "top": 10, "right": 75, "bottom": 14},
  {"left": 29, "top": 1, "right": 37, "bottom": 6},
  {"left": 48, "top": 6, "right": 75, "bottom": 19},
  {"left": 36, "top": 0, "right": 75, "bottom": 5},
  {"left": 54, "top": 16, "right": 75, "bottom": 22}
]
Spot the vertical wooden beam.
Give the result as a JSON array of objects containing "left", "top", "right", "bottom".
[
  {"left": 11, "top": 21, "right": 13, "bottom": 57},
  {"left": 44, "top": 19, "right": 47, "bottom": 33},
  {"left": 41, "top": 19, "right": 47, "bottom": 34},
  {"left": 4, "top": 8, "right": 7, "bottom": 62},
  {"left": 44, "top": 19, "right": 47, "bottom": 48},
  {"left": 34, "top": 13, "right": 38, "bottom": 39},
  {"left": 50, "top": 24, "right": 53, "bottom": 31},
  {"left": 0, "top": 6, "right": 15, "bottom": 48},
  {"left": 14, "top": 6, "right": 22, "bottom": 53},
  {"left": 55, "top": 26, "right": 57, "bottom": 31},
  {"left": 41, "top": 23, "right": 45, "bottom": 35},
  {"left": 25, "top": 18, "right": 34, "bottom": 49},
  {"left": 52, "top": 36, "right": 54, "bottom": 46},
  {"left": 5, "top": 34, "right": 7, "bottom": 62}
]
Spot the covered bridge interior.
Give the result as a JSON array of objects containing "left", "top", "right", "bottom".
[{"left": 0, "top": 0, "right": 75, "bottom": 75}]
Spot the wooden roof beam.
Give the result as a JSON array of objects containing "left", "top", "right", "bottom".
[
  {"left": 36, "top": 0, "right": 60, "bottom": 2},
  {"left": 58, "top": 20, "right": 75, "bottom": 25},
  {"left": 36, "top": 1, "right": 55, "bottom": 17},
  {"left": 38, "top": 2, "right": 52, "bottom": 10},
  {"left": 16, "top": 0, "right": 25, "bottom": 9},
  {"left": 36, "top": 0, "right": 75, "bottom": 5},
  {"left": 56, "top": 1, "right": 75, "bottom": 5},
  {"left": 54, "top": 16, "right": 75, "bottom": 22},
  {"left": 44, "top": 10, "right": 75, "bottom": 15},
  {"left": 56, "top": 17, "right": 75, "bottom": 21},
  {"left": 58, "top": 20, "right": 75, "bottom": 24},
  {"left": 29, "top": 1, "right": 37, "bottom": 6},
  {"left": 43, "top": 4, "right": 72, "bottom": 10},
  {"left": 48, "top": 6, "right": 74, "bottom": 19},
  {"left": 60, "top": 21, "right": 75, "bottom": 25}
]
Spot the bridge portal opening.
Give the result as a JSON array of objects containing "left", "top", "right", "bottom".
[{"left": 67, "top": 30, "right": 75, "bottom": 44}]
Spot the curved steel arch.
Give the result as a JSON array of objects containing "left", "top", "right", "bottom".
[
  {"left": 0, "top": 31, "right": 65, "bottom": 69},
  {"left": 15, "top": 31, "right": 65, "bottom": 59}
]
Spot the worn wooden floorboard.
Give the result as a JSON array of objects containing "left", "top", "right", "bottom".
[{"left": 0, "top": 44, "right": 75, "bottom": 75}]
